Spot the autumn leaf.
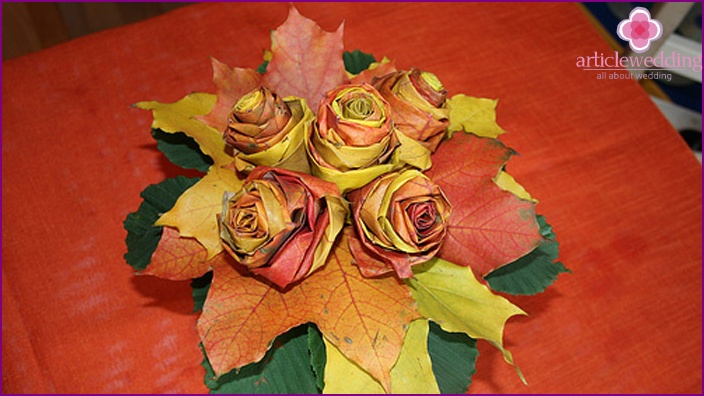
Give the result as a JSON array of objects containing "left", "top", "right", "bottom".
[
  {"left": 197, "top": 57, "right": 262, "bottom": 134},
  {"left": 494, "top": 171, "right": 538, "bottom": 203},
  {"left": 198, "top": 228, "right": 420, "bottom": 392},
  {"left": 156, "top": 166, "right": 243, "bottom": 258},
  {"left": 263, "top": 6, "right": 348, "bottom": 110},
  {"left": 342, "top": 50, "right": 377, "bottom": 75},
  {"left": 322, "top": 319, "right": 439, "bottom": 394},
  {"left": 139, "top": 226, "right": 213, "bottom": 281},
  {"left": 202, "top": 324, "right": 320, "bottom": 394},
  {"left": 407, "top": 258, "right": 527, "bottom": 384},
  {"left": 426, "top": 132, "right": 543, "bottom": 276},
  {"left": 135, "top": 93, "right": 233, "bottom": 166},
  {"left": 446, "top": 94, "right": 505, "bottom": 138},
  {"left": 349, "top": 57, "right": 397, "bottom": 84}
]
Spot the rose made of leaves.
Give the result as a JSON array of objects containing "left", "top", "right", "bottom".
[
  {"left": 374, "top": 69, "right": 450, "bottom": 152},
  {"left": 225, "top": 86, "right": 315, "bottom": 175},
  {"left": 348, "top": 169, "right": 452, "bottom": 279},
  {"left": 225, "top": 86, "right": 291, "bottom": 152},
  {"left": 307, "top": 83, "right": 431, "bottom": 193},
  {"left": 218, "top": 166, "right": 348, "bottom": 288}
]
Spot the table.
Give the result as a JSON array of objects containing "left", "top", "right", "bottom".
[{"left": 3, "top": 2, "right": 701, "bottom": 393}]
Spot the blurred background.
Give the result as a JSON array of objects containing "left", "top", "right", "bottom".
[{"left": 3, "top": 2, "right": 701, "bottom": 160}]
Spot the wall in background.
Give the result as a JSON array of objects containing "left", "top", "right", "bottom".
[{"left": 3, "top": 2, "right": 190, "bottom": 60}]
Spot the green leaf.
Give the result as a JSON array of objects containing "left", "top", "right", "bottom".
[
  {"left": 427, "top": 321, "right": 478, "bottom": 394},
  {"left": 152, "top": 128, "right": 213, "bottom": 172},
  {"left": 191, "top": 271, "right": 213, "bottom": 313},
  {"left": 202, "top": 324, "right": 320, "bottom": 394},
  {"left": 343, "top": 50, "right": 376, "bottom": 74},
  {"left": 484, "top": 215, "right": 570, "bottom": 295},
  {"left": 256, "top": 60, "right": 269, "bottom": 74},
  {"left": 123, "top": 176, "right": 199, "bottom": 270},
  {"left": 307, "top": 325, "right": 326, "bottom": 392}
]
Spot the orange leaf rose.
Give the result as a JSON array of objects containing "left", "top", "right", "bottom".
[
  {"left": 374, "top": 69, "right": 449, "bottom": 152},
  {"left": 219, "top": 166, "right": 348, "bottom": 288},
  {"left": 348, "top": 169, "right": 452, "bottom": 279}
]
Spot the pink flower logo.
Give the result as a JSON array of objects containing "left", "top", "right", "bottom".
[{"left": 617, "top": 7, "right": 663, "bottom": 53}]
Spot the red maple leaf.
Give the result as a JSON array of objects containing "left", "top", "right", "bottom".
[
  {"left": 197, "top": 228, "right": 419, "bottom": 391},
  {"left": 427, "top": 132, "right": 544, "bottom": 276},
  {"left": 263, "top": 7, "right": 348, "bottom": 110}
]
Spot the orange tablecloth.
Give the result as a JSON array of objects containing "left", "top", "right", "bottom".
[{"left": 3, "top": 2, "right": 701, "bottom": 393}]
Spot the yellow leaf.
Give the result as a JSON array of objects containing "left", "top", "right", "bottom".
[
  {"left": 323, "top": 319, "right": 439, "bottom": 394},
  {"left": 389, "top": 319, "right": 439, "bottom": 393},
  {"left": 323, "top": 337, "right": 383, "bottom": 394},
  {"left": 446, "top": 94, "right": 505, "bottom": 138},
  {"left": 407, "top": 258, "right": 527, "bottom": 385},
  {"left": 134, "top": 93, "right": 233, "bottom": 166},
  {"left": 156, "top": 166, "right": 243, "bottom": 258},
  {"left": 494, "top": 171, "right": 538, "bottom": 203}
]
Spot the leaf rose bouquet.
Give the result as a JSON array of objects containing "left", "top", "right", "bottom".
[{"left": 124, "top": 7, "right": 569, "bottom": 394}]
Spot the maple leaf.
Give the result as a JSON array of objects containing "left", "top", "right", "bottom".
[
  {"left": 198, "top": 228, "right": 420, "bottom": 392},
  {"left": 407, "top": 258, "right": 527, "bottom": 384},
  {"left": 139, "top": 226, "right": 213, "bottom": 281},
  {"left": 426, "top": 132, "right": 543, "bottom": 276},
  {"left": 446, "top": 94, "right": 506, "bottom": 138},
  {"left": 197, "top": 57, "right": 262, "bottom": 134},
  {"left": 263, "top": 6, "right": 348, "bottom": 110},
  {"left": 156, "top": 166, "right": 243, "bottom": 258},
  {"left": 135, "top": 93, "right": 233, "bottom": 167}
]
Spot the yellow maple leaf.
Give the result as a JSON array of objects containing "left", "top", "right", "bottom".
[
  {"left": 407, "top": 258, "right": 528, "bottom": 385},
  {"left": 134, "top": 92, "right": 233, "bottom": 166},
  {"left": 446, "top": 94, "right": 506, "bottom": 138},
  {"left": 156, "top": 166, "right": 243, "bottom": 258},
  {"left": 494, "top": 171, "right": 538, "bottom": 203},
  {"left": 323, "top": 319, "right": 439, "bottom": 394}
]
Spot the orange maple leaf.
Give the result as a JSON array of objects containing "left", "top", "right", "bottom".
[
  {"left": 198, "top": 57, "right": 262, "bottom": 133},
  {"left": 263, "top": 7, "right": 348, "bottom": 110},
  {"left": 140, "top": 226, "right": 212, "bottom": 281},
  {"left": 427, "top": 132, "right": 544, "bottom": 276},
  {"left": 197, "top": 228, "right": 419, "bottom": 391}
]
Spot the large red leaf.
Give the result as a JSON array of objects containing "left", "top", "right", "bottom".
[
  {"left": 263, "top": 6, "right": 348, "bottom": 110},
  {"left": 198, "top": 228, "right": 419, "bottom": 391},
  {"left": 141, "top": 226, "right": 213, "bottom": 281},
  {"left": 426, "top": 133, "right": 543, "bottom": 276},
  {"left": 198, "top": 57, "right": 261, "bottom": 133}
]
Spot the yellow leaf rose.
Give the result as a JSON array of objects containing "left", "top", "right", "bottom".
[
  {"left": 307, "top": 83, "right": 431, "bottom": 193},
  {"left": 225, "top": 86, "right": 314, "bottom": 174}
]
